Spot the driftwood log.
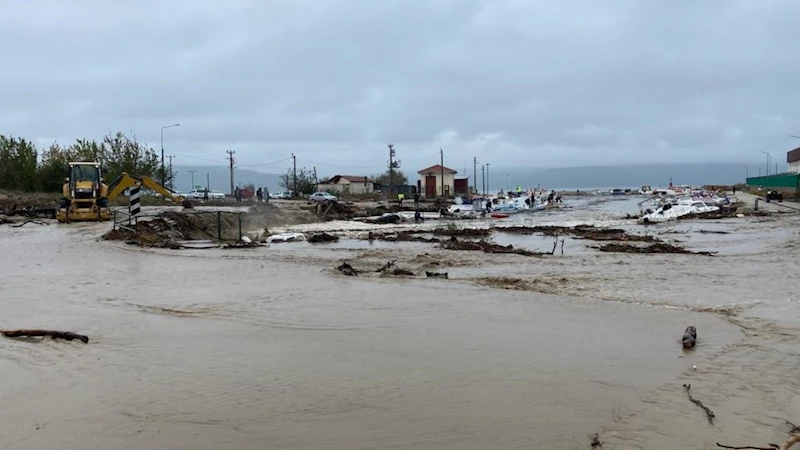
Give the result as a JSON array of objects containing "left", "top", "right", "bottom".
[
  {"left": 1, "top": 329, "right": 89, "bottom": 343},
  {"left": 717, "top": 435, "right": 800, "bottom": 450}
]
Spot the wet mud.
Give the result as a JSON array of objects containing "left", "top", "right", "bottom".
[{"left": 2, "top": 195, "right": 799, "bottom": 450}]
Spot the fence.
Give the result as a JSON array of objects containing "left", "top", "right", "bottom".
[{"left": 745, "top": 173, "right": 800, "bottom": 191}]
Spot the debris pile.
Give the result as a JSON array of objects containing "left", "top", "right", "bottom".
[
  {"left": 498, "top": 224, "right": 656, "bottom": 242},
  {"left": 308, "top": 232, "right": 339, "bottom": 243},
  {"left": 309, "top": 200, "right": 359, "bottom": 220},
  {"left": 592, "top": 242, "right": 716, "bottom": 256},
  {"left": 440, "top": 239, "right": 549, "bottom": 257},
  {"left": 102, "top": 211, "right": 245, "bottom": 248}
]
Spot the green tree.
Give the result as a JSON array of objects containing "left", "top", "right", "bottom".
[
  {"left": 0, "top": 135, "right": 38, "bottom": 191},
  {"left": 279, "top": 167, "right": 316, "bottom": 194},
  {"left": 37, "top": 142, "right": 73, "bottom": 192},
  {"left": 101, "top": 132, "right": 159, "bottom": 182},
  {"left": 373, "top": 169, "right": 408, "bottom": 187}
]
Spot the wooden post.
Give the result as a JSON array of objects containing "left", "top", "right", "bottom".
[{"left": 217, "top": 211, "right": 222, "bottom": 240}]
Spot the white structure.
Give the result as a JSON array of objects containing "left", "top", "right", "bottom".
[
  {"left": 788, "top": 148, "right": 800, "bottom": 174},
  {"left": 316, "top": 175, "right": 375, "bottom": 195},
  {"left": 417, "top": 165, "right": 456, "bottom": 197}
]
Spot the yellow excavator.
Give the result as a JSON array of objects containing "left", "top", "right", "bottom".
[{"left": 56, "top": 162, "right": 189, "bottom": 223}]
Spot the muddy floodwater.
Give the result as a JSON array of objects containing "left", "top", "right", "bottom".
[{"left": 1, "top": 196, "right": 799, "bottom": 450}]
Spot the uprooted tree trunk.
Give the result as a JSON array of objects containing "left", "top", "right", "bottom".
[{"left": 1, "top": 329, "right": 89, "bottom": 343}]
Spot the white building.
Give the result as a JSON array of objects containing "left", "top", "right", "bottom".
[
  {"left": 317, "top": 175, "right": 375, "bottom": 195},
  {"left": 789, "top": 148, "right": 800, "bottom": 174}
]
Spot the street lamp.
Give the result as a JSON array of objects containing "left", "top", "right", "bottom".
[
  {"left": 759, "top": 151, "right": 770, "bottom": 176},
  {"left": 486, "top": 163, "right": 490, "bottom": 195},
  {"left": 161, "top": 123, "right": 180, "bottom": 185}
]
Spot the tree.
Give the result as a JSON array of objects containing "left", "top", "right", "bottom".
[
  {"left": 101, "top": 131, "right": 159, "bottom": 182},
  {"left": 0, "top": 130, "right": 163, "bottom": 193},
  {"left": 373, "top": 169, "right": 408, "bottom": 187},
  {"left": 0, "top": 135, "right": 38, "bottom": 191},
  {"left": 278, "top": 166, "right": 316, "bottom": 194}
]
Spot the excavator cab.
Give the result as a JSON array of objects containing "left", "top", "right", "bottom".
[{"left": 56, "top": 162, "right": 112, "bottom": 223}]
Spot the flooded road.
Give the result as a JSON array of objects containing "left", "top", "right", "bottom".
[{"left": 1, "top": 199, "right": 799, "bottom": 449}]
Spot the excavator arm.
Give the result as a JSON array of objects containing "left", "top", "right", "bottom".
[{"left": 106, "top": 173, "right": 186, "bottom": 205}]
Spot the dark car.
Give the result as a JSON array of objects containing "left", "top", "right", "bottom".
[{"left": 765, "top": 190, "right": 783, "bottom": 202}]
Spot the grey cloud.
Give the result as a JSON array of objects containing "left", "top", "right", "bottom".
[{"left": 2, "top": 0, "right": 800, "bottom": 173}]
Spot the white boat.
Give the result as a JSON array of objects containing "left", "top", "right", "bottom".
[
  {"left": 638, "top": 199, "right": 720, "bottom": 224},
  {"left": 266, "top": 232, "right": 307, "bottom": 243}
]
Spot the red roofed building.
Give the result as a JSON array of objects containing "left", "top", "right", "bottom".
[{"left": 417, "top": 164, "right": 460, "bottom": 198}]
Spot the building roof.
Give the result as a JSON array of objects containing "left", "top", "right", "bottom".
[
  {"left": 320, "top": 175, "right": 373, "bottom": 184},
  {"left": 417, "top": 164, "right": 457, "bottom": 175},
  {"left": 788, "top": 147, "right": 800, "bottom": 163}
]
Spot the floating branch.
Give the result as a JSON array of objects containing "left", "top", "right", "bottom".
[
  {"left": 683, "top": 383, "right": 715, "bottom": 424},
  {"left": 1, "top": 329, "right": 89, "bottom": 343}
]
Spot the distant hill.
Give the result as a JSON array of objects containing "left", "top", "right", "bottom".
[
  {"left": 489, "top": 162, "right": 763, "bottom": 191},
  {"left": 172, "top": 166, "right": 282, "bottom": 193},
  {"left": 173, "top": 162, "right": 773, "bottom": 194}
]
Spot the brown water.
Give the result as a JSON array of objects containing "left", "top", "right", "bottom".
[{"left": 1, "top": 212, "right": 799, "bottom": 450}]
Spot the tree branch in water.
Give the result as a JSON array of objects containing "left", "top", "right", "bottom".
[{"left": 683, "top": 383, "right": 715, "bottom": 424}]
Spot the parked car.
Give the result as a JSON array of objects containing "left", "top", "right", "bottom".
[
  {"left": 270, "top": 191, "right": 293, "bottom": 199},
  {"left": 186, "top": 189, "right": 226, "bottom": 199},
  {"left": 309, "top": 192, "right": 338, "bottom": 203}
]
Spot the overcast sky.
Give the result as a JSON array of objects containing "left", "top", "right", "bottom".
[{"left": 2, "top": 0, "right": 799, "bottom": 175}]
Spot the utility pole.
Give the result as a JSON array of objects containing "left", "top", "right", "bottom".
[
  {"left": 760, "top": 151, "right": 770, "bottom": 177},
  {"left": 313, "top": 166, "right": 318, "bottom": 185},
  {"left": 188, "top": 170, "right": 197, "bottom": 189},
  {"left": 226, "top": 150, "right": 235, "bottom": 195},
  {"left": 206, "top": 172, "right": 210, "bottom": 190},
  {"left": 506, "top": 174, "right": 509, "bottom": 192},
  {"left": 486, "top": 163, "right": 490, "bottom": 195},
  {"left": 291, "top": 153, "right": 297, "bottom": 194},
  {"left": 481, "top": 165, "right": 486, "bottom": 196},
  {"left": 440, "top": 148, "right": 444, "bottom": 197},
  {"left": 160, "top": 123, "right": 180, "bottom": 186},
  {"left": 387, "top": 144, "right": 400, "bottom": 197},
  {"left": 473, "top": 157, "right": 477, "bottom": 194},
  {"left": 167, "top": 155, "right": 175, "bottom": 191}
]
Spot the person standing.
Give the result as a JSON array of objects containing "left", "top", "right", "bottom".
[
  {"left": 413, "top": 191, "right": 420, "bottom": 209},
  {"left": 256, "top": 187, "right": 263, "bottom": 203}
]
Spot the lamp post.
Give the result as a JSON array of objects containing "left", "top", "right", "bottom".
[
  {"left": 506, "top": 174, "right": 509, "bottom": 192},
  {"left": 486, "top": 163, "right": 490, "bottom": 195},
  {"left": 161, "top": 123, "right": 180, "bottom": 185},
  {"left": 759, "top": 151, "right": 770, "bottom": 176}
]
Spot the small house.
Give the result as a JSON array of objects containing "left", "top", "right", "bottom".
[
  {"left": 317, "top": 175, "right": 375, "bottom": 195},
  {"left": 417, "top": 165, "right": 463, "bottom": 197}
]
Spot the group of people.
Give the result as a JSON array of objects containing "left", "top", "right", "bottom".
[{"left": 230, "top": 187, "right": 270, "bottom": 203}]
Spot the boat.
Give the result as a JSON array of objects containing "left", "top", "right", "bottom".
[
  {"left": 266, "top": 232, "right": 307, "bottom": 243},
  {"left": 638, "top": 198, "right": 720, "bottom": 224}
]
